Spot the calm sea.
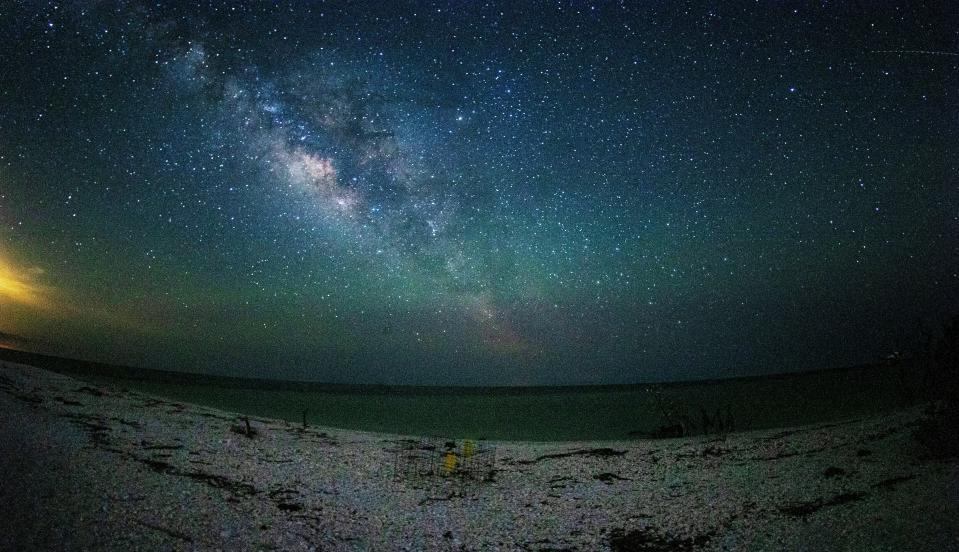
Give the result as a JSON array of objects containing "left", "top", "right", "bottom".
[
  {"left": 0, "top": 348, "right": 918, "bottom": 441},
  {"left": 85, "top": 364, "right": 916, "bottom": 441}
]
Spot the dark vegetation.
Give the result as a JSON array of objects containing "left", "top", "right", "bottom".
[
  {"left": 643, "top": 388, "right": 735, "bottom": 439},
  {"left": 912, "top": 315, "right": 959, "bottom": 457}
]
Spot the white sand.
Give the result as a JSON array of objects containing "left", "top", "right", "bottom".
[{"left": 1, "top": 361, "right": 957, "bottom": 551}]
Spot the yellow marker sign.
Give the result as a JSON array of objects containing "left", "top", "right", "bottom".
[{"left": 443, "top": 451, "right": 458, "bottom": 474}]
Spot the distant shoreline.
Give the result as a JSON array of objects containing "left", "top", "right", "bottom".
[
  {"left": 0, "top": 346, "right": 923, "bottom": 441},
  {"left": 0, "top": 346, "right": 913, "bottom": 395}
]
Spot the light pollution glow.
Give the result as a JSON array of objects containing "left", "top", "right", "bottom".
[{"left": 0, "top": 255, "right": 49, "bottom": 310}]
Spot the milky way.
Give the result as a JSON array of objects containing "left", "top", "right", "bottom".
[{"left": 0, "top": 2, "right": 956, "bottom": 385}]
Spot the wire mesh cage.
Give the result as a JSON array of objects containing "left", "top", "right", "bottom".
[{"left": 392, "top": 437, "right": 496, "bottom": 485}]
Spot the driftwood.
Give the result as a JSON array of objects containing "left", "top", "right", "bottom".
[{"left": 230, "top": 416, "right": 258, "bottom": 438}]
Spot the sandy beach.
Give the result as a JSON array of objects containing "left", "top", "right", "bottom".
[{"left": 1, "top": 360, "right": 957, "bottom": 551}]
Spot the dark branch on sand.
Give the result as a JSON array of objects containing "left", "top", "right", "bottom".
[
  {"left": 141, "top": 442, "right": 184, "bottom": 451},
  {"left": 516, "top": 448, "right": 627, "bottom": 465},
  {"left": 872, "top": 475, "right": 916, "bottom": 490},
  {"left": 419, "top": 492, "right": 458, "bottom": 505},
  {"left": 134, "top": 519, "right": 193, "bottom": 542},
  {"left": 594, "top": 472, "right": 632, "bottom": 484},
  {"left": 139, "top": 457, "right": 259, "bottom": 498},
  {"left": 779, "top": 491, "right": 866, "bottom": 517},
  {"left": 610, "top": 527, "right": 714, "bottom": 551}
]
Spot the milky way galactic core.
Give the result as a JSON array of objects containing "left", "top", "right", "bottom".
[{"left": 1, "top": 2, "right": 956, "bottom": 384}]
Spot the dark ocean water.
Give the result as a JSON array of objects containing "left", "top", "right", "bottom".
[
  {"left": 113, "top": 367, "right": 917, "bottom": 441},
  {"left": 0, "top": 349, "right": 920, "bottom": 441}
]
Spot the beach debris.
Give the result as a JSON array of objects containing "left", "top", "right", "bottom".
[
  {"left": 418, "top": 492, "right": 457, "bottom": 505},
  {"left": 136, "top": 456, "right": 259, "bottom": 498},
  {"left": 231, "top": 416, "right": 258, "bottom": 438},
  {"left": 779, "top": 491, "right": 866, "bottom": 518},
  {"left": 76, "top": 385, "right": 107, "bottom": 397},
  {"left": 1, "top": 383, "right": 44, "bottom": 405},
  {"left": 516, "top": 447, "right": 626, "bottom": 465},
  {"left": 822, "top": 466, "right": 846, "bottom": 478},
  {"left": 134, "top": 519, "right": 193, "bottom": 543},
  {"left": 140, "top": 441, "right": 184, "bottom": 451},
  {"left": 521, "top": 537, "right": 576, "bottom": 551},
  {"left": 609, "top": 527, "right": 713, "bottom": 551},
  {"left": 872, "top": 475, "right": 916, "bottom": 490},
  {"left": 677, "top": 443, "right": 729, "bottom": 459},
  {"left": 54, "top": 396, "right": 83, "bottom": 406},
  {"left": 549, "top": 476, "right": 575, "bottom": 489},
  {"left": 61, "top": 412, "right": 113, "bottom": 447},
  {"left": 594, "top": 472, "right": 631, "bottom": 484}
]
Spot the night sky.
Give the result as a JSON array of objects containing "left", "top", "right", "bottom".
[{"left": 1, "top": 1, "right": 956, "bottom": 385}]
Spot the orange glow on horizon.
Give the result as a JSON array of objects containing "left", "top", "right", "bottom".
[{"left": 0, "top": 256, "right": 49, "bottom": 309}]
